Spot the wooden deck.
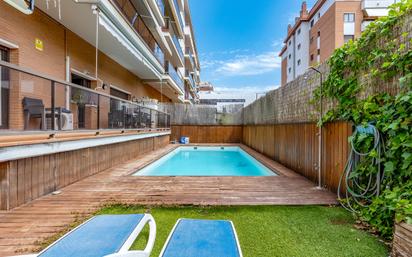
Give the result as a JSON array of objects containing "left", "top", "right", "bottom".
[{"left": 0, "top": 144, "right": 337, "bottom": 256}]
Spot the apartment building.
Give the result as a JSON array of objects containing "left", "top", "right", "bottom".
[
  {"left": 0, "top": 0, "right": 200, "bottom": 131},
  {"left": 279, "top": 0, "right": 397, "bottom": 86}
]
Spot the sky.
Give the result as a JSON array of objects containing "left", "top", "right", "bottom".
[{"left": 189, "top": 0, "right": 316, "bottom": 94}]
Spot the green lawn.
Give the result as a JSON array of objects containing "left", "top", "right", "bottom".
[{"left": 97, "top": 205, "right": 388, "bottom": 257}]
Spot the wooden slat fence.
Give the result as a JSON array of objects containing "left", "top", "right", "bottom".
[
  {"left": 242, "top": 122, "right": 352, "bottom": 192},
  {"left": 171, "top": 125, "right": 243, "bottom": 143}
]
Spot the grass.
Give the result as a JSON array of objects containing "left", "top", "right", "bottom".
[{"left": 97, "top": 205, "right": 388, "bottom": 257}]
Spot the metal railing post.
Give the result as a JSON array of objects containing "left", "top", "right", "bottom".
[
  {"left": 149, "top": 109, "right": 152, "bottom": 129},
  {"left": 97, "top": 94, "right": 100, "bottom": 130},
  {"left": 157, "top": 110, "right": 159, "bottom": 129},
  {"left": 51, "top": 81, "right": 55, "bottom": 131},
  {"left": 138, "top": 106, "right": 141, "bottom": 129}
]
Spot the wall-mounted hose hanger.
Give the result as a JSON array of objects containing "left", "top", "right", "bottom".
[
  {"left": 4, "top": 0, "right": 35, "bottom": 15},
  {"left": 338, "top": 124, "right": 385, "bottom": 213}
]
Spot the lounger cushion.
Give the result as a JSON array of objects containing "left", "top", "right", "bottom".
[
  {"left": 38, "top": 214, "right": 144, "bottom": 257},
  {"left": 161, "top": 219, "right": 241, "bottom": 257}
]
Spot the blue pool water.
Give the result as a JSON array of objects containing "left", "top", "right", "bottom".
[{"left": 133, "top": 146, "right": 276, "bottom": 176}]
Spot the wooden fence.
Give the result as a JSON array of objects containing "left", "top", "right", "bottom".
[
  {"left": 0, "top": 135, "right": 169, "bottom": 210},
  {"left": 392, "top": 223, "right": 412, "bottom": 257},
  {"left": 171, "top": 125, "right": 243, "bottom": 143},
  {"left": 242, "top": 122, "right": 352, "bottom": 192}
]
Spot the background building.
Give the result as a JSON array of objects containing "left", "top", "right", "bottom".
[
  {"left": 279, "top": 0, "right": 397, "bottom": 86},
  {"left": 198, "top": 82, "right": 267, "bottom": 112}
]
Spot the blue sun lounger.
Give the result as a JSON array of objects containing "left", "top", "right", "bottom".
[
  {"left": 14, "top": 214, "right": 156, "bottom": 257},
  {"left": 159, "top": 219, "right": 243, "bottom": 257}
]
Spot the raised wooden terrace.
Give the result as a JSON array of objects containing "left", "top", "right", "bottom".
[{"left": 0, "top": 144, "right": 337, "bottom": 256}]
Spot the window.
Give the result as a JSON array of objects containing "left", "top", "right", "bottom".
[
  {"left": 297, "top": 43, "right": 301, "bottom": 50},
  {"left": 317, "top": 31, "right": 321, "bottom": 37},
  {"left": 310, "top": 54, "right": 314, "bottom": 61},
  {"left": 297, "top": 59, "right": 301, "bottom": 66},
  {"left": 0, "top": 46, "right": 10, "bottom": 129},
  {"left": 310, "top": 19, "right": 314, "bottom": 27},
  {"left": 71, "top": 73, "right": 93, "bottom": 129},
  {"left": 344, "top": 35, "right": 355, "bottom": 43},
  {"left": 288, "top": 67, "right": 292, "bottom": 74},
  {"left": 288, "top": 54, "right": 291, "bottom": 59},
  {"left": 297, "top": 28, "right": 301, "bottom": 35},
  {"left": 71, "top": 73, "right": 91, "bottom": 88},
  {"left": 318, "top": 12, "right": 321, "bottom": 19},
  {"left": 288, "top": 40, "right": 291, "bottom": 46},
  {"left": 317, "top": 49, "right": 321, "bottom": 55},
  {"left": 110, "top": 87, "right": 130, "bottom": 101},
  {"left": 310, "top": 37, "right": 314, "bottom": 44},
  {"left": 344, "top": 13, "right": 355, "bottom": 23}
]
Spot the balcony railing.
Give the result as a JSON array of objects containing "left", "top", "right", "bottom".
[
  {"left": 166, "top": 61, "right": 184, "bottom": 92},
  {"left": 154, "top": 42, "right": 165, "bottom": 67},
  {"left": 0, "top": 61, "right": 170, "bottom": 132},
  {"left": 185, "top": 47, "right": 195, "bottom": 69},
  {"left": 173, "top": 0, "right": 184, "bottom": 30},
  {"left": 156, "top": 0, "right": 165, "bottom": 16},
  {"left": 185, "top": 69, "right": 196, "bottom": 90},
  {"left": 164, "top": 17, "right": 184, "bottom": 62},
  {"left": 112, "top": 0, "right": 165, "bottom": 66},
  {"left": 172, "top": 34, "right": 184, "bottom": 61}
]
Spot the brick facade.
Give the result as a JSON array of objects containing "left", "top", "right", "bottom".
[{"left": 0, "top": 1, "right": 171, "bottom": 130}]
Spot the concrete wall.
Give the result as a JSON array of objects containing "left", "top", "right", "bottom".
[{"left": 160, "top": 103, "right": 244, "bottom": 125}]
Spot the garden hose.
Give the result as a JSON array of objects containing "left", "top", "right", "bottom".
[{"left": 337, "top": 124, "right": 385, "bottom": 213}]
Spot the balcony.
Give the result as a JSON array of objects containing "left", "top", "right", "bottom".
[
  {"left": 156, "top": 0, "right": 165, "bottom": 14},
  {"left": 163, "top": 18, "right": 184, "bottom": 67},
  {"left": 165, "top": 61, "right": 184, "bottom": 92},
  {"left": 185, "top": 47, "right": 196, "bottom": 71},
  {"left": 164, "top": 0, "right": 184, "bottom": 38},
  {"left": 35, "top": 0, "right": 168, "bottom": 81},
  {"left": 185, "top": 69, "right": 196, "bottom": 91},
  {"left": 146, "top": 0, "right": 166, "bottom": 27},
  {"left": 173, "top": 0, "right": 185, "bottom": 30},
  {"left": 361, "top": 0, "right": 396, "bottom": 17},
  {"left": 172, "top": 34, "right": 184, "bottom": 62},
  {"left": 0, "top": 61, "right": 170, "bottom": 133},
  {"left": 112, "top": 0, "right": 165, "bottom": 67}
]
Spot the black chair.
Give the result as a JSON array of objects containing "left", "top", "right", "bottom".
[
  {"left": 23, "top": 97, "right": 63, "bottom": 130},
  {"left": 23, "top": 97, "right": 46, "bottom": 130}
]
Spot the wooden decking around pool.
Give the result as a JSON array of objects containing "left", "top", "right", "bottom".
[{"left": 0, "top": 144, "right": 337, "bottom": 256}]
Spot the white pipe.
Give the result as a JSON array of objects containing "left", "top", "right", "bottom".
[
  {"left": 65, "top": 56, "right": 70, "bottom": 109},
  {"left": 93, "top": 5, "right": 99, "bottom": 82}
]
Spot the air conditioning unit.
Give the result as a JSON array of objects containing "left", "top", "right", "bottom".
[
  {"left": 60, "top": 112, "right": 74, "bottom": 130},
  {"left": 47, "top": 111, "right": 74, "bottom": 131}
]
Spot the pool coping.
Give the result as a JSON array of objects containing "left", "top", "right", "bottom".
[{"left": 127, "top": 143, "right": 300, "bottom": 178}]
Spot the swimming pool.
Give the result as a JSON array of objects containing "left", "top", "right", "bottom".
[{"left": 133, "top": 146, "right": 276, "bottom": 176}]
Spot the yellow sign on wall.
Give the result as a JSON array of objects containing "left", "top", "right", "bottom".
[{"left": 35, "top": 38, "right": 43, "bottom": 51}]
